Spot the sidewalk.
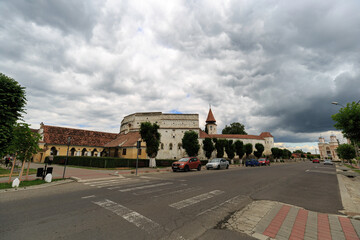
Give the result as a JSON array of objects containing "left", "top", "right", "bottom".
[{"left": 225, "top": 200, "right": 360, "bottom": 240}]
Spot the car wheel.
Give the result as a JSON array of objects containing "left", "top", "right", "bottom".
[
  {"left": 217, "top": 165, "right": 220, "bottom": 170},
  {"left": 172, "top": 169, "right": 177, "bottom": 172},
  {"left": 207, "top": 167, "right": 210, "bottom": 170},
  {"left": 197, "top": 165, "right": 201, "bottom": 171},
  {"left": 226, "top": 164, "right": 229, "bottom": 169},
  {"left": 185, "top": 165, "right": 189, "bottom": 172}
]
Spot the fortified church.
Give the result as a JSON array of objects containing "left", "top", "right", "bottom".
[{"left": 33, "top": 109, "right": 274, "bottom": 163}]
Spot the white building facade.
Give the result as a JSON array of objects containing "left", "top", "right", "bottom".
[{"left": 119, "top": 110, "right": 275, "bottom": 160}]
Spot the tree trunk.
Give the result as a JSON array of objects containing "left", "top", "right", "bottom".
[
  {"left": 149, "top": 158, "right": 156, "bottom": 168},
  {"left": 8, "top": 156, "right": 17, "bottom": 184},
  {"left": 25, "top": 160, "right": 31, "bottom": 180},
  {"left": 18, "top": 159, "right": 26, "bottom": 183}
]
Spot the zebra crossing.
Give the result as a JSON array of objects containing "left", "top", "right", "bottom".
[{"left": 80, "top": 177, "right": 247, "bottom": 239}]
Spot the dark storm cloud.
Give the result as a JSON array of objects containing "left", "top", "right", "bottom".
[{"left": 1, "top": 1, "right": 102, "bottom": 38}]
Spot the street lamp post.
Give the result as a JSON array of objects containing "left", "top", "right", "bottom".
[{"left": 63, "top": 136, "right": 71, "bottom": 179}]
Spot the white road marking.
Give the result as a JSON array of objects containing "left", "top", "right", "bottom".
[
  {"left": 133, "top": 184, "right": 187, "bottom": 196},
  {"left": 81, "top": 195, "right": 96, "bottom": 199},
  {"left": 152, "top": 186, "right": 202, "bottom": 198},
  {"left": 169, "top": 190, "right": 224, "bottom": 209},
  {"left": 93, "top": 199, "right": 186, "bottom": 239},
  {"left": 107, "top": 180, "right": 151, "bottom": 190},
  {"left": 119, "top": 182, "right": 173, "bottom": 192},
  {"left": 89, "top": 179, "right": 136, "bottom": 187},
  {"left": 196, "top": 195, "right": 244, "bottom": 216}
]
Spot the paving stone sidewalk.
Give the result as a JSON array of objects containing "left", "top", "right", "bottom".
[{"left": 225, "top": 200, "right": 360, "bottom": 240}]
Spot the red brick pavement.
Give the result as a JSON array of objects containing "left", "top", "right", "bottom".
[
  {"left": 289, "top": 209, "right": 308, "bottom": 240},
  {"left": 339, "top": 217, "right": 360, "bottom": 240},
  {"left": 263, "top": 205, "right": 291, "bottom": 238},
  {"left": 261, "top": 203, "right": 360, "bottom": 240}
]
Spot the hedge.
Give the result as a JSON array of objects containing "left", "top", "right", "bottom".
[{"left": 44, "top": 156, "right": 209, "bottom": 168}]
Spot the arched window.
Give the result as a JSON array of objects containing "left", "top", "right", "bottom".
[
  {"left": 50, "top": 147, "right": 57, "bottom": 156},
  {"left": 169, "top": 143, "right": 173, "bottom": 150},
  {"left": 161, "top": 143, "right": 164, "bottom": 150},
  {"left": 81, "top": 148, "right": 87, "bottom": 156},
  {"left": 178, "top": 143, "right": 182, "bottom": 150},
  {"left": 100, "top": 149, "right": 107, "bottom": 157},
  {"left": 92, "top": 149, "right": 98, "bottom": 156},
  {"left": 70, "top": 148, "right": 76, "bottom": 156}
]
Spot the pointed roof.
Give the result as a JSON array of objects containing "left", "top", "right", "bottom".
[{"left": 206, "top": 108, "right": 216, "bottom": 123}]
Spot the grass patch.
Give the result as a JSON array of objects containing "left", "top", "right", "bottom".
[{"left": 0, "top": 178, "right": 67, "bottom": 190}]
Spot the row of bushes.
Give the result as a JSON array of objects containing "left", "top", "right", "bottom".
[{"left": 44, "top": 156, "right": 210, "bottom": 168}]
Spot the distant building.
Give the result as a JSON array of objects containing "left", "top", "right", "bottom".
[{"left": 318, "top": 135, "right": 340, "bottom": 160}]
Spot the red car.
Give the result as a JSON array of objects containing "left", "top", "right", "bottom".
[
  {"left": 258, "top": 158, "right": 270, "bottom": 166},
  {"left": 312, "top": 159, "right": 320, "bottom": 163},
  {"left": 172, "top": 157, "right": 201, "bottom": 172}
]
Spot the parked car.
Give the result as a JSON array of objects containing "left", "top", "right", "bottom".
[
  {"left": 245, "top": 159, "right": 260, "bottom": 167},
  {"left": 206, "top": 158, "right": 229, "bottom": 170},
  {"left": 258, "top": 158, "right": 270, "bottom": 166},
  {"left": 324, "top": 159, "right": 333, "bottom": 165},
  {"left": 172, "top": 157, "right": 201, "bottom": 172},
  {"left": 312, "top": 159, "right": 320, "bottom": 163}
]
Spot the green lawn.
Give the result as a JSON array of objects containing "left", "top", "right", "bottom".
[{"left": 0, "top": 178, "right": 66, "bottom": 190}]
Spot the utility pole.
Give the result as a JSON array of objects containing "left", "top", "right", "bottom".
[{"left": 63, "top": 136, "right": 71, "bottom": 179}]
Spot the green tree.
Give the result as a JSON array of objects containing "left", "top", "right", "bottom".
[
  {"left": 182, "top": 130, "right": 200, "bottom": 157},
  {"left": 7, "top": 123, "right": 41, "bottom": 183},
  {"left": 222, "top": 122, "right": 247, "bottom": 135},
  {"left": 225, "top": 140, "right": 235, "bottom": 160},
  {"left": 254, "top": 143, "right": 264, "bottom": 159},
  {"left": 332, "top": 102, "right": 360, "bottom": 143},
  {"left": 293, "top": 149, "right": 304, "bottom": 154},
  {"left": 282, "top": 149, "right": 292, "bottom": 159},
  {"left": 271, "top": 148, "right": 283, "bottom": 160},
  {"left": 215, "top": 139, "right": 226, "bottom": 158},
  {"left": 202, "top": 138, "right": 214, "bottom": 159},
  {"left": 234, "top": 140, "right": 245, "bottom": 159},
  {"left": 336, "top": 144, "right": 356, "bottom": 162},
  {"left": 140, "top": 122, "right": 161, "bottom": 167},
  {"left": 0, "top": 73, "right": 27, "bottom": 156},
  {"left": 244, "top": 143, "right": 253, "bottom": 159}
]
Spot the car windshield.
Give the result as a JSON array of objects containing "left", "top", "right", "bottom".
[
  {"left": 209, "top": 158, "right": 221, "bottom": 163},
  {"left": 259, "top": 158, "right": 265, "bottom": 161},
  {"left": 178, "top": 158, "right": 189, "bottom": 162}
]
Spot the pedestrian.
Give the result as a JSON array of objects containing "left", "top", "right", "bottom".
[{"left": 5, "top": 157, "right": 10, "bottom": 167}]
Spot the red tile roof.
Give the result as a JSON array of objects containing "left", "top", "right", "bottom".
[
  {"left": 42, "top": 125, "right": 118, "bottom": 147},
  {"left": 260, "top": 132, "right": 274, "bottom": 138},
  {"left": 206, "top": 108, "right": 216, "bottom": 123},
  {"left": 104, "top": 131, "right": 141, "bottom": 148},
  {"left": 198, "top": 129, "right": 273, "bottom": 140}
]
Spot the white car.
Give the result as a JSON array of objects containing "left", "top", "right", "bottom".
[{"left": 206, "top": 158, "right": 229, "bottom": 170}]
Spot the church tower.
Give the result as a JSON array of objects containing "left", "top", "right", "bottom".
[{"left": 205, "top": 108, "right": 217, "bottom": 134}]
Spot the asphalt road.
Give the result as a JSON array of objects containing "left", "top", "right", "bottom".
[{"left": 0, "top": 161, "right": 342, "bottom": 240}]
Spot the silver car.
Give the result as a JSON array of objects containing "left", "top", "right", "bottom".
[
  {"left": 324, "top": 159, "right": 334, "bottom": 165},
  {"left": 206, "top": 158, "right": 229, "bottom": 170}
]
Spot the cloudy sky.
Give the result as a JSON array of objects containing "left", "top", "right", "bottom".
[{"left": 1, "top": 0, "right": 359, "bottom": 153}]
